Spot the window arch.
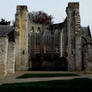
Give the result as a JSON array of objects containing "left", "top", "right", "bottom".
[
  {"left": 54, "top": 29, "right": 60, "bottom": 52},
  {"left": 35, "top": 27, "right": 41, "bottom": 48},
  {"left": 31, "top": 26, "right": 34, "bottom": 32},
  {"left": 43, "top": 30, "right": 51, "bottom": 52},
  {"left": 36, "top": 27, "right": 41, "bottom": 33}
]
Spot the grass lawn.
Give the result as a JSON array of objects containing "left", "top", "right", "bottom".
[
  {"left": 0, "top": 78, "right": 92, "bottom": 92},
  {"left": 16, "top": 73, "right": 79, "bottom": 79}
]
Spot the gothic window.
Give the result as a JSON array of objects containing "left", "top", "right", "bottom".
[
  {"left": 35, "top": 27, "right": 41, "bottom": 48},
  {"left": 47, "top": 32, "right": 51, "bottom": 48},
  {"left": 31, "top": 34, "right": 34, "bottom": 49},
  {"left": 46, "top": 36, "right": 49, "bottom": 45},
  {"left": 43, "top": 29, "right": 51, "bottom": 51},
  {"left": 54, "top": 29, "right": 60, "bottom": 52},
  {"left": 31, "top": 26, "right": 34, "bottom": 32},
  {"left": 38, "top": 27, "right": 40, "bottom": 30},
  {"left": 36, "top": 27, "right": 40, "bottom": 33},
  {"left": 54, "top": 30, "right": 59, "bottom": 46},
  {"left": 72, "top": 50, "right": 73, "bottom": 55},
  {"left": 36, "top": 34, "right": 40, "bottom": 46},
  {"left": 47, "top": 27, "right": 49, "bottom": 30},
  {"left": 22, "top": 50, "right": 25, "bottom": 55}
]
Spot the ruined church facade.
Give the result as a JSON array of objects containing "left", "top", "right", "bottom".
[{"left": 0, "top": 2, "right": 92, "bottom": 76}]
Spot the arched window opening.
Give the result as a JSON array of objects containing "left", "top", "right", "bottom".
[
  {"left": 36, "top": 27, "right": 41, "bottom": 33},
  {"left": 31, "top": 26, "right": 34, "bottom": 32}
]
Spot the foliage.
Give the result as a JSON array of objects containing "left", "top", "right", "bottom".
[
  {"left": 29, "top": 11, "right": 53, "bottom": 24},
  {"left": 0, "top": 19, "right": 10, "bottom": 25}
]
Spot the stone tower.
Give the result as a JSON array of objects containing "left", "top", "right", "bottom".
[
  {"left": 15, "top": 6, "right": 29, "bottom": 71},
  {"left": 66, "top": 2, "right": 82, "bottom": 71}
]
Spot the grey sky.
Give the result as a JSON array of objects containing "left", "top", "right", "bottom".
[{"left": 0, "top": 0, "right": 92, "bottom": 34}]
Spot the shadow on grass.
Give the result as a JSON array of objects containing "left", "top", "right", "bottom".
[
  {"left": 16, "top": 73, "right": 79, "bottom": 79},
  {"left": 0, "top": 78, "right": 92, "bottom": 92}
]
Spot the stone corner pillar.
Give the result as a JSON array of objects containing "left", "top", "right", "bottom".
[
  {"left": 0, "top": 36, "right": 8, "bottom": 76},
  {"left": 15, "top": 5, "right": 29, "bottom": 71},
  {"left": 66, "top": 2, "right": 81, "bottom": 71}
]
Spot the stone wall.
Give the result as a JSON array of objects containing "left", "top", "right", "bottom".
[
  {"left": 86, "top": 44, "right": 92, "bottom": 71},
  {"left": 15, "top": 36, "right": 20, "bottom": 70},
  {"left": 0, "top": 2, "right": 92, "bottom": 77},
  {"left": 61, "top": 21, "right": 68, "bottom": 57},
  {"left": 7, "top": 42, "right": 15, "bottom": 74},
  {"left": 60, "top": 30, "right": 63, "bottom": 57},
  {"left": 14, "top": 3, "right": 92, "bottom": 72},
  {"left": 28, "top": 23, "right": 43, "bottom": 56},
  {"left": 0, "top": 36, "right": 8, "bottom": 76}
]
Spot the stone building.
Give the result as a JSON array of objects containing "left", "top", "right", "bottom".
[{"left": 0, "top": 2, "right": 92, "bottom": 76}]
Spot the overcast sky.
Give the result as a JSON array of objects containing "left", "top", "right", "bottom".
[{"left": 0, "top": 0, "right": 92, "bottom": 34}]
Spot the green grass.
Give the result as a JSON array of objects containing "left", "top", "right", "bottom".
[
  {"left": 16, "top": 73, "right": 79, "bottom": 79},
  {"left": 0, "top": 78, "right": 92, "bottom": 92}
]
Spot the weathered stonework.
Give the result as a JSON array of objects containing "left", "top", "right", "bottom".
[
  {"left": 65, "top": 3, "right": 83, "bottom": 71},
  {"left": 15, "top": 6, "right": 29, "bottom": 71},
  {"left": 86, "top": 43, "right": 92, "bottom": 71},
  {"left": 0, "top": 37, "right": 8, "bottom": 76},
  {"left": 66, "top": 4, "right": 76, "bottom": 71},
  {"left": 7, "top": 42, "right": 15, "bottom": 74},
  {"left": 0, "top": 2, "right": 92, "bottom": 76},
  {"left": 28, "top": 2, "right": 92, "bottom": 71}
]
